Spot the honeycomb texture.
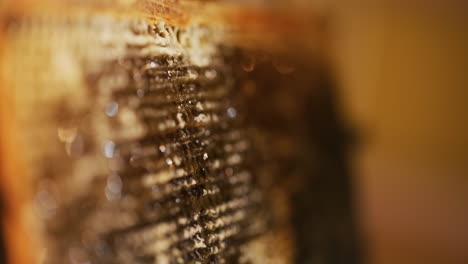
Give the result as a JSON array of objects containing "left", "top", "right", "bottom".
[
  {"left": 1, "top": 3, "right": 359, "bottom": 264},
  {"left": 1, "top": 10, "right": 292, "bottom": 264}
]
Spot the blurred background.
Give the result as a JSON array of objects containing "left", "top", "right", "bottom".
[{"left": 327, "top": 1, "right": 468, "bottom": 264}]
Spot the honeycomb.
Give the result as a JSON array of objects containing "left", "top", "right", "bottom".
[{"left": 0, "top": 1, "right": 359, "bottom": 263}]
